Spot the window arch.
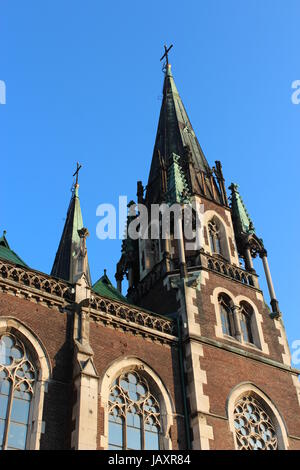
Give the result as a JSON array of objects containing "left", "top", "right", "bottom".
[
  {"left": 208, "top": 220, "right": 221, "bottom": 255},
  {"left": 0, "top": 317, "right": 51, "bottom": 450},
  {"left": 227, "top": 383, "right": 289, "bottom": 450},
  {"left": 233, "top": 394, "right": 278, "bottom": 449},
  {"left": 219, "top": 294, "right": 234, "bottom": 337},
  {"left": 0, "top": 333, "right": 36, "bottom": 450},
  {"left": 99, "top": 357, "right": 174, "bottom": 450},
  {"left": 108, "top": 370, "right": 161, "bottom": 450}
]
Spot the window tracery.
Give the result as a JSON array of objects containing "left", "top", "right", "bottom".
[
  {"left": 208, "top": 220, "right": 221, "bottom": 255},
  {"left": 233, "top": 395, "right": 278, "bottom": 450},
  {"left": 0, "top": 333, "right": 36, "bottom": 450},
  {"left": 108, "top": 370, "right": 160, "bottom": 450}
]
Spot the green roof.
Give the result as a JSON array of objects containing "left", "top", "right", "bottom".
[
  {"left": 93, "top": 271, "right": 129, "bottom": 303},
  {"left": 0, "top": 234, "right": 28, "bottom": 267}
]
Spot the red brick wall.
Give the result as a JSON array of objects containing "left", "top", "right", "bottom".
[
  {"left": 201, "top": 343, "right": 300, "bottom": 449},
  {"left": 89, "top": 321, "right": 186, "bottom": 450}
]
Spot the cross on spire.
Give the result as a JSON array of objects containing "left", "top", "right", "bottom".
[
  {"left": 160, "top": 44, "right": 173, "bottom": 67},
  {"left": 73, "top": 162, "right": 82, "bottom": 186}
]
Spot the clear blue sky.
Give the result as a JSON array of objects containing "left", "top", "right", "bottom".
[{"left": 1, "top": 1, "right": 299, "bottom": 365}]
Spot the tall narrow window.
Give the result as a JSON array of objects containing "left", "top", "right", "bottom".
[
  {"left": 208, "top": 221, "right": 221, "bottom": 255},
  {"left": 108, "top": 370, "right": 160, "bottom": 450},
  {"left": 240, "top": 303, "right": 254, "bottom": 344},
  {"left": 219, "top": 295, "right": 234, "bottom": 337},
  {"left": 0, "top": 334, "right": 36, "bottom": 450}
]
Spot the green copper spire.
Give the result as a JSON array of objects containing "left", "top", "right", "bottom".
[
  {"left": 146, "top": 61, "right": 222, "bottom": 205},
  {"left": 51, "top": 180, "right": 91, "bottom": 285},
  {"left": 229, "top": 183, "right": 255, "bottom": 236}
]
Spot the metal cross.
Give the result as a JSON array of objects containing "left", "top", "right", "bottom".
[
  {"left": 160, "top": 44, "right": 173, "bottom": 66},
  {"left": 73, "top": 162, "right": 82, "bottom": 185}
]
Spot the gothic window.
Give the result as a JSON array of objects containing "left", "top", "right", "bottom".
[
  {"left": 240, "top": 302, "right": 254, "bottom": 344},
  {"left": 219, "top": 295, "right": 234, "bottom": 337},
  {"left": 208, "top": 220, "right": 221, "bottom": 255},
  {"left": 108, "top": 370, "right": 160, "bottom": 450},
  {"left": 0, "top": 333, "right": 36, "bottom": 450},
  {"left": 233, "top": 395, "right": 278, "bottom": 450}
]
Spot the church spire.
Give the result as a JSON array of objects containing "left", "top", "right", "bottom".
[
  {"left": 146, "top": 49, "right": 223, "bottom": 205},
  {"left": 51, "top": 165, "right": 91, "bottom": 285}
]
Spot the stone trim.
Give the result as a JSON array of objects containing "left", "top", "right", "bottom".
[
  {"left": 201, "top": 209, "right": 239, "bottom": 265},
  {"left": 98, "top": 357, "right": 175, "bottom": 450},
  {"left": 184, "top": 341, "right": 214, "bottom": 449},
  {"left": 0, "top": 316, "right": 51, "bottom": 450},
  {"left": 226, "top": 382, "right": 289, "bottom": 450},
  {"left": 274, "top": 317, "right": 292, "bottom": 366},
  {"left": 185, "top": 334, "right": 300, "bottom": 375}
]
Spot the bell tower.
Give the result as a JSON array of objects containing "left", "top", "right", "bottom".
[{"left": 116, "top": 51, "right": 300, "bottom": 449}]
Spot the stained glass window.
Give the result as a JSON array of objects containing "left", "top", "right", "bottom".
[
  {"left": 233, "top": 395, "right": 278, "bottom": 450},
  {"left": 0, "top": 334, "right": 36, "bottom": 450},
  {"left": 108, "top": 370, "right": 160, "bottom": 450}
]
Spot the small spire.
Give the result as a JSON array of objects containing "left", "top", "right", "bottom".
[
  {"left": 51, "top": 166, "right": 91, "bottom": 285},
  {"left": 229, "top": 183, "right": 255, "bottom": 235}
]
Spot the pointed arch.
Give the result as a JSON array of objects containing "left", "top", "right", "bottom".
[
  {"left": 99, "top": 356, "right": 175, "bottom": 450},
  {"left": 227, "top": 382, "right": 289, "bottom": 450},
  {"left": 0, "top": 316, "right": 51, "bottom": 450},
  {"left": 201, "top": 210, "right": 236, "bottom": 263}
]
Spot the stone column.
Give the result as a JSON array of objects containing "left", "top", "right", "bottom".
[
  {"left": 260, "top": 250, "right": 280, "bottom": 316},
  {"left": 176, "top": 211, "right": 187, "bottom": 278},
  {"left": 244, "top": 245, "right": 254, "bottom": 272}
]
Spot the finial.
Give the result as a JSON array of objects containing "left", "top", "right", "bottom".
[
  {"left": 160, "top": 44, "right": 173, "bottom": 72},
  {"left": 3, "top": 230, "right": 7, "bottom": 237},
  {"left": 104, "top": 268, "right": 107, "bottom": 276}
]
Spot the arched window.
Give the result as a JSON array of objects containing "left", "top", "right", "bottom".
[
  {"left": 0, "top": 333, "right": 36, "bottom": 450},
  {"left": 240, "top": 302, "right": 254, "bottom": 344},
  {"left": 219, "top": 295, "right": 234, "bottom": 337},
  {"left": 208, "top": 220, "right": 221, "bottom": 255},
  {"left": 233, "top": 394, "right": 278, "bottom": 450},
  {"left": 108, "top": 370, "right": 161, "bottom": 450}
]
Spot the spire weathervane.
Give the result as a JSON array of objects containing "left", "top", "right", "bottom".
[
  {"left": 160, "top": 44, "right": 173, "bottom": 69},
  {"left": 73, "top": 162, "right": 82, "bottom": 186}
]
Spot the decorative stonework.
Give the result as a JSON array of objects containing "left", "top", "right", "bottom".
[
  {"left": 0, "top": 260, "right": 73, "bottom": 308},
  {"left": 99, "top": 357, "right": 174, "bottom": 450},
  {"left": 211, "top": 287, "right": 269, "bottom": 354},
  {"left": 233, "top": 395, "right": 278, "bottom": 449},
  {"left": 227, "top": 383, "right": 289, "bottom": 450},
  {"left": 0, "top": 317, "right": 51, "bottom": 450},
  {"left": 206, "top": 253, "right": 256, "bottom": 287},
  {"left": 90, "top": 294, "right": 177, "bottom": 341}
]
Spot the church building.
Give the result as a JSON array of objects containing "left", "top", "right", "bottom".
[{"left": 0, "top": 51, "right": 300, "bottom": 450}]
